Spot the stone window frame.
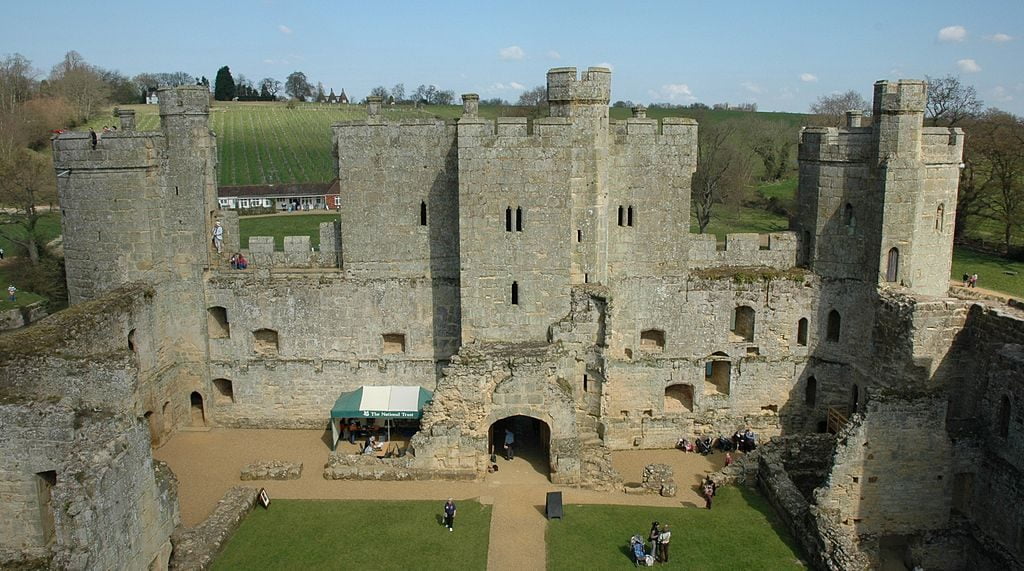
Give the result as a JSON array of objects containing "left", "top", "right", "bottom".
[
  {"left": 731, "top": 306, "right": 756, "bottom": 342},
  {"left": 826, "top": 309, "right": 841, "bottom": 342},
  {"left": 420, "top": 200, "right": 427, "bottom": 226},
  {"left": 664, "top": 383, "right": 695, "bottom": 413},
  {"left": 935, "top": 203, "right": 945, "bottom": 232},
  {"left": 253, "top": 328, "right": 279, "bottom": 355},
  {"left": 639, "top": 329, "right": 666, "bottom": 352},
  {"left": 511, "top": 281, "right": 520, "bottom": 305},
  {"left": 805, "top": 376, "right": 817, "bottom": 406},
  {"left": 207, "top": 306, "right": 230, "bottom": 339},
  {"left": 797, "top": 318, "right": 809, "bottom": 346},
  {"left": 212, "top": 378, "right": 235, "bottom": 404},
  {"left": 627, "top": 205, "right": 635, "bottom": 227},
  {"left": 382, "top": 333, "right": 407, "bottom": 354},
  {"left": 998, "top": 394, "right": 1012, "bottom": 439},
  {"left": 704, "top": 351, "right": 731, "bottom": 395},
  {"left": 515, "top": 207, "right": 524, "bottom": 232},
  {"left": 843, "top": 202, "right": 855, "bottom": 232}
]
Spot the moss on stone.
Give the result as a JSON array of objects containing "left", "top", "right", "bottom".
[{"left": 691, "top": 266, "right": 809, "bottom": 284}]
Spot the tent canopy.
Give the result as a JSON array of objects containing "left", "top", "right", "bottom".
[{"left": 331, "top": 386, "right": 433, "bottom": 420}]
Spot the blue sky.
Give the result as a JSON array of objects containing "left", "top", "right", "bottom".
[{"left": 4, "top": 0, "right": 1022, "bottom": 114}]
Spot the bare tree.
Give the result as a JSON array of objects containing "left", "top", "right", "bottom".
[
  {"left": 968, "top": 109, "right": 1024, "bottom": 250},
  {"left": 926, "top": 75, "right": 983, "bottom": 127},
  {"left": 259, "top": 77, "right": 281, "bottom": 98},
  {"left": 369, "top": 86, "right": 389, "bottom": 99},
  {"left": 0, "top": 53, "right": 36, "bottom": 114},
  {"left": 391, "top": 83, "right": 405, "bottom": 103},
  {"left": 516, "top": 85, "right": 547, "bottom": 106},
  {"left": 48, "top": 51, "right": 109, "bottom": 122},
  {"left": 692, "top": 123, "right": 753, "bottom": 233},
  {"left": 809, "top": 90, "right": 869, "bottom": 127},
  {"left": 0, "top": 147, "right": 55, "bottom": 264}
]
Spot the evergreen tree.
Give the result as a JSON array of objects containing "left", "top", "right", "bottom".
[{"left": 213, "top": 66, "right": 235, "bottom": 101}]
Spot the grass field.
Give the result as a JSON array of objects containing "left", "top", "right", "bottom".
[
  {"left": 951, "top": 247, "right": 1024, "bottom": 297},
  {"left": 212, "top": 499, "right": 491, "bottom": 570},
  {"left": 238, "top": 213, "right": 338, "bottom": 250},
  {"left": 547, "top": 486, "right": 804, "bottom": 569}
]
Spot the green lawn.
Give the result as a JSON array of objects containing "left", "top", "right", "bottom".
[
  {"left": 212, "top": 499, "right": 491, "bottom": 570},
  {"left": 0, "top": 264, "right": 45, "bottom": 311},
  {"left": 951, "top": 247, "right": 1024, "bottom": 298},
  {"left": 547, "top": 486, "right": 805, "bottom": 569},
  {"left": 0, "top": 212, "right": 62, "bottom": 255},
  {"left": 238, "top": 213, "right": 339, "bottom": 250}
]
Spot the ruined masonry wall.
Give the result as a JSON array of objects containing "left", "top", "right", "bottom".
[{"left": 0, "top": 404, "right": 177, "bottom": 571}]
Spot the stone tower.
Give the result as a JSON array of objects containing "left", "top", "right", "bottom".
[{"left": 797, "top": 80, "right": 963, "bottom": 297}]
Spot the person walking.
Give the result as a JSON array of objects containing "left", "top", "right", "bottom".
[
  {"left": 0, "top": 247, "right": 5, "bottom": 260},
  {"left": 657, "top": 524, "right": 671, "bottom": 564},
  {"left": 443, "top": 498, "right": 456, "bottom": 532},
  {"left": 89, "top": 128, "right": 98, "bottom": 150},
  {"left": 703, "top": 480, "right": 715, "bottom": 510}
]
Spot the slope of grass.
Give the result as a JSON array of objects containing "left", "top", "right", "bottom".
[
  {"left": 212, "top": 499, "right": 491, "bottom": 570},
  {"left": 0, "top": 212, "right": 62, "bottom": 255},
  {"left": 237, "top": 213, "right": 338, "bottom": 250},
  {"left": 547, "top": 486, "right": 805, "bottom": 569},
  {"left": 951, "top": 247, "right": 1024, "bottom": 298}
]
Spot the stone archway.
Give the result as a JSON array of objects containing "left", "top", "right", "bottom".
[
  {"left": 488, "top": 415, "right": 552, "bottom": 479},
  {"left": 190, "top": 391, "right": 206, "bottom": 427}
]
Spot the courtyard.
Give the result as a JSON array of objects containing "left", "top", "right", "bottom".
[{"left": 154, "top": 429, "right": 803, "bottom": 569}]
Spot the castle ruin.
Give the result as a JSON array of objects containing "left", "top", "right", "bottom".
[{"left": 1, "top": 67, "right": 1021, "bottom": 570}]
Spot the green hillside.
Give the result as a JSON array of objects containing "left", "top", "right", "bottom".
[{"left": 86, "top": 101, "right": 809, "bottom": 186}]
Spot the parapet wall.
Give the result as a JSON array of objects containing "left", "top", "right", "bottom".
[{"left": 688, "top": 232, "right": 798, "bottom": 270}]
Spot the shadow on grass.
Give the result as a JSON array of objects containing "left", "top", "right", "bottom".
[{"left": 737, "top": 485, "right": 806, "bottom": 560}]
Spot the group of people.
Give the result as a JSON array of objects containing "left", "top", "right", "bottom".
[
  {"left": 630, "top": 521, "right": 672, "bottom": 566},
  {"left": 676, "top": 428, "right": 757, "bottom": 455},
  {"left": 229, "top": 252, "right": 248, "bottom": 269},
  {"left": 962, "top": 272, "right": 980, "bottom": 288}
]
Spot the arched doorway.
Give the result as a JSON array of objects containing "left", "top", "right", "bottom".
[
  {"left": 886, "top": 248, "right": 900, "bottom": 282},
  {"left": 190, "top": 391, "right": 206, "bottom": 427},
  {"left": 144, "top": 411, "right": 159, "bottom": 445},
  {"left": 488, "top": 415, "right": 551, "bottom": 479}
]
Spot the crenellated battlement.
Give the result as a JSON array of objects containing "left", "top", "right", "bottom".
[
  {"left": 688, "top": 232, "right": 798, "bottom": 270},
  {"left": 158, "top": 85, "right": 211, "bottom": 117},
  {"left": 873, "top": 80, "right": 927, "bottom": 116},
  {"left": 546, "top": 66, "right": 611, "bottom": 105}
]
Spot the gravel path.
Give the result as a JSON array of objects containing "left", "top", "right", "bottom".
[{"left": 154, "top": 429, "right": 727, "bottom": 570}]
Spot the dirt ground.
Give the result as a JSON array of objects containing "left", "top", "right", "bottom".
[{"left": 154, "top": 428, "right": 730, "bottom": 570}]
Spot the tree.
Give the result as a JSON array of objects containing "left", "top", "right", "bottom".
[
  {"left": 369, "top": 86, "right": 389, "bottom": 99},
  {"left": 517, "top": 85, "right": 547, "bottom": 106},
  {"left": 0, "top": 53, "right": 36, "bottom": 114},
  {"left": 391, "top": 83, "right": 405, "bottom": 103},
  {"left": 259, "top": 77, "right": 281, "bottom": 99},
  {"left": 434, "top": 89, "right": 455, "bottom": 105},
  {"left": 750, "top": 120, "right": 795, "bottom": 181},
  {"left": 967, "top": 109, "right": 1024, "bottom": 250},
  {"left": 285, "top": 71, "right": 312, "bottom": 101},
  {"left": 692, "top": 123, "right": 753, "bottom": 233},
  {"left": 0, "top": 148, "right": 55, "bottom": 264},
  {"left": 47, "top": 51, "right": 109, "bottom": 123},
  {"left": 809, "top": 90, "right": 869, "bottom": 126},
  {"left": 926, "top": 75, "right": 983, "bottom": 127},
  {"left": 214, "top": 66, "right": 235, "bottom": 101}
]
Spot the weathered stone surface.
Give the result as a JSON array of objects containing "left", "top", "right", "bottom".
[
  {"left": 239, "top": 460, "right": 302, "bottom": 481},
  {"left": 169, "top": 486, "right": 258, "bottom": 571}
]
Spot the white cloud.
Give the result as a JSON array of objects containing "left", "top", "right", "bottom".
[
  {"left": 650, "top": 83, "right": 696, "bottom": 102},
  {"left": 509, "top": 82, "right": 525, "bottom": 90},
  {"left": 499, "top": 46, "right": 525, "bottom": 60},
  {"left": 986, "top": 33, "right": 1013, "bottom": 42},
  {"left": 547, "top": 50, "right": 561, "bottom": 60},
  {"left": 741, "top": 81, "right": 762, "bottom": 94},
  {"left": 278, "top": 24, "right": 292, "bottom": 35},
  {"left": 957, "top": 58, "right": 982, "bottom": 73},
  {"left": 992, "top": 86, "right": 1013, "bottom": 102},
  {"left": 594, "top": 62, "right": 614, "bottom": 71},
  {"left": 487, "top": 81, "right": 527, "bottom": 92},
  {"left": 938, "top": 25, "right": 966, "bottom": 42},
  {"left": 799, "top": 73, "right": 818, "bottom": 83}
]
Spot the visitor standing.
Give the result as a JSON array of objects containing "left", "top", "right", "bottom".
[
  {"left": 89, "top": 128, "right": 97, "bottom": 150},
  {"left": 504, "top": 428, "right": 515, "bottom": 460},
  {"left": 657, "top": 524, "right": 671, "bottom": 563},
  {"left": 443, "top": 498, "right": 456, "bottom": 531},
  {"left": 971, "top": 273, "right": 979, "bottom": 288},
  {"left": 212, "top": 221, "right": 224, "bottom": 254},
  {"left": 648, "top": 521, "right": 660, "bottom": 560},
  {"left": 0, "top": 247, "right": 4, "bottom": 259},
  {"left": 7, "top": 284, "right": 15, "bottom": 302},
  {"left": 703, "top": 480, "right": 715, "bottom": 510}
]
